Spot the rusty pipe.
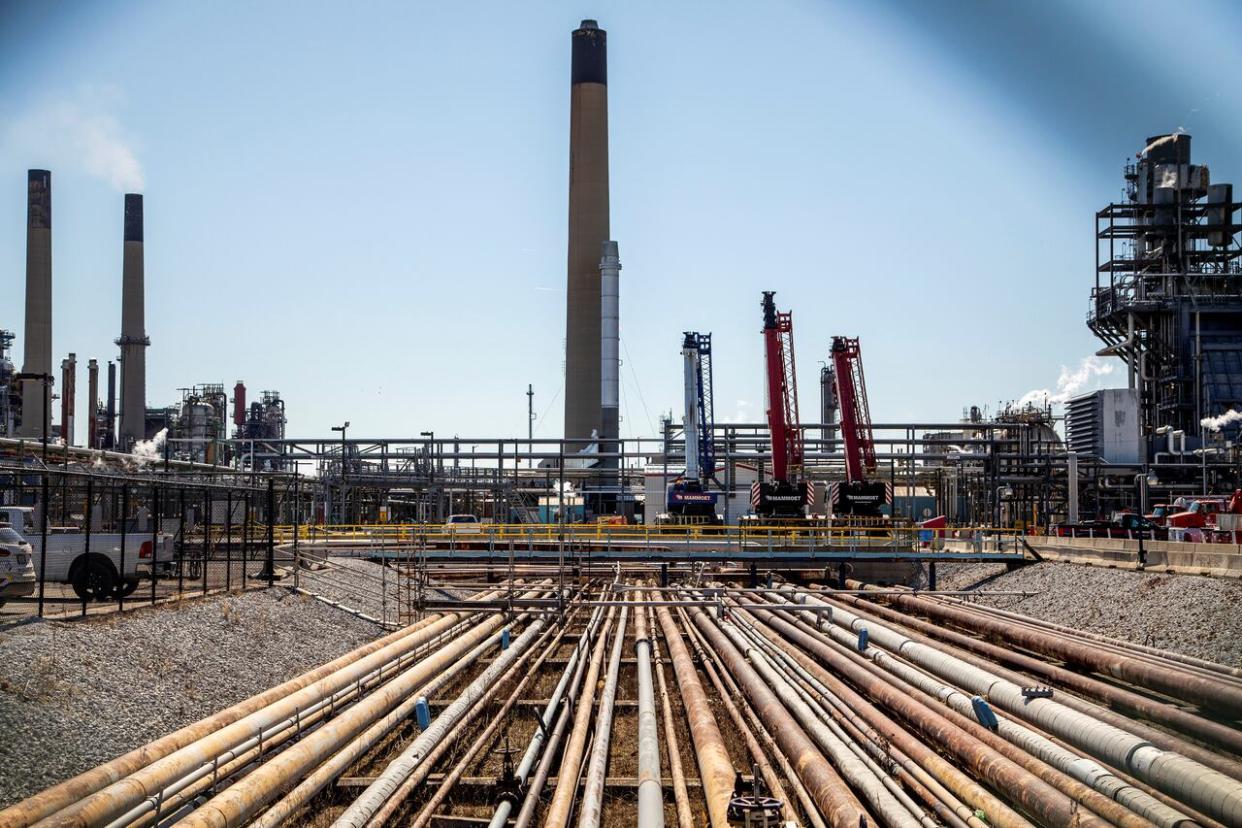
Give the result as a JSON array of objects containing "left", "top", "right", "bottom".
[
  {"left": 542, "top": 605, "right": 616, "bottom": 828},
  {"left": 857, "top": 582, "right": 1242, "bottom": 716},
  {"left": 3, "top": 598, "right": 492, "bottom": 828},
  {"left": 825, "top": 589, "right": 1242, "bottom": 776},
  {"left": 655, "top": 603, "right": 735, "bottom": 828},
  {"left": 577, "top": 602, "right": 628, "bottom": 828},
  {"left": 685, "top": 603, "right": 871, "bottom": 828},
  {"left": 652, "top": 632, "right": 695, "bottom": 828}
]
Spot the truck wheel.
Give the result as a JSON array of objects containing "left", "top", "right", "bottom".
[
  {"left": 118, "top": 577, "right": 140, "bottom": 598},
  {"left": 72, "top": 557, "right": 118, "bottom": 602}
]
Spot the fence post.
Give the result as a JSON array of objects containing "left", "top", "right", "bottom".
[
  {"left": 117, "top": 484, "right": 129, "bottom": 616},
  {"left": 37, "top": 468, "right": 49, "bottom": 617},
  {"left": 241, "top": 491, "right": 250, "bottom": 589},
  {"left": 266, "top": 479, "right": 275, "bottom": 588},
  {"left": 202, "top": 488, "right": 211, "bottom": 596},
  {"left": 225, "top": 490, "right": 233, "bottom": 592},
  {"left": 151, "top": 486, "right": 160, "bottom": 605},
  {"left": 292, "top": 476, "right": 300, "bottom": 591},
  {"left": 177, "top": 488, "right": 187, "bottom": 597}
]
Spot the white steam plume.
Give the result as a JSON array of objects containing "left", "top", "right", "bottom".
[
  {"left": 1018, "top": 355, "right": 1116, "bottom": 408},
  {"left": 130, "top": 428, "right": 168, "bottom": 466},
  {"left": 1201, "top": 409, "right": 1242, "bottom": 432},
  {"left": 6, "top": 89, "right": 144, "bottom": 192}
]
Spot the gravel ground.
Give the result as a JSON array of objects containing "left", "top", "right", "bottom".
[
  {"left": 297, "top": 556, "right": 478, "bottom": 624},
  {"left": 933, "top": 561, "right": 1242, "bottom": 667},
  {"left": 0, "top": 588, "right": 382, "bottom": 807}
]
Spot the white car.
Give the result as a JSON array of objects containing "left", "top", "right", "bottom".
[
  {"left": 0, "top": 525, "right": 37, "bottom": 606},
  {"left": 444, "top": 514, "right": 483, "bottom": 535}
]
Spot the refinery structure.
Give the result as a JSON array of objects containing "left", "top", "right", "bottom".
[{"left": 2, "top": 14, "right": 1242, "bottom": 828}]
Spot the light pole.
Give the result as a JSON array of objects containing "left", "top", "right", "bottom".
[{"left": 331, "top": 422, "right": 349, "bottom": 524}]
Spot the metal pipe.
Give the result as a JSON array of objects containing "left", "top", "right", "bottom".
[
  {"left": 676, "top": 607, "right": 821, "bottom": 828},
  {"left": 577, "top": 601, "right": 628, "bottom": 828},
  {"left": 685, "top": 603, "right": 870, "bottom": 828},
  {"left": 542, "top": 605, "right": 616, "bottom": 828},
  {"left": 828, "top": 590, "right": 1242, "bottom": 767},
  {"left": 867, "top": 584, "right": 1242, "bottom": 716},
  {"left": 767, "top": 593, "right": 1175, "bottom": 827},
  {"left": 711, "top": 609, "right": 923, "bottom": 827},
  {"left": 174, "top": 590, "right": 549, "bottom": 828},
  {"left": 632, "top": 597, "right": 665, "bottom": 826},
  {"left": 497, "top": 604, "right": 605, "bottom": 828},
  {"left": 249, "top": 620, "right": 513, "bottom": 828},
  {"left": 5, "top": 598, "right": 494, "bottom": 828},
  {"left": 401, "top": 615, "right": 574, "bottom": 828},
  {"left": 652, "top": 630, "right": 694, "bottom": 828},
  {"left": 654, "top": 604, "right": 734, "bottom": 828},
  {"left": 333, "top": 615, "right": 549, "bottom": 827},
  {"left": 793, "top": 589, "right": 1242, "bottom": 827}
]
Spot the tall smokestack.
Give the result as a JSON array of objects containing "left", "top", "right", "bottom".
[
  {"left": 105, "top": 360, "right": 116, "bottom": 449},
  {"left": 117, "top": 193, "right": 149, "bottom": 449},
  {"left": 60, "top": 353, "right": 76, "bottom": 446},
  {"left": 19, "top": 170, "right": 53, "bottom": 439},
  {"left": 87, "top": 359, "right": 99, "bottom": 449},
  {"left": 564, "top": 19, "right": 610, "bottom": 448},
  {"left": 599, "top": 240, "right": 621, "bottom": 480}
]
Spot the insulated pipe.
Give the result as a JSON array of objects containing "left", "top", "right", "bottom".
[
  {"left": 795, "top": 589, "right": 1242, "bottom": 827},
  {"left": 712, "top": 613, "right": 925, "bottom": 828},
  {"left": 654, "top": 604, "right": 734, "bottom": 828},
  {"left": 723, "top": 609, "right": 974, "bottom": 828},
  {"left": 828, "top": 590, "right": 1242, "bottom": 766},
  {"left": 249, "top": 621, "right": 513, "bottom": 828},
  {"left": 578, "top": 603, "right": 628, "bottom": 828},
  {"left": 931, "top": 592, "right": 1242, "bottom": 682},
  {"left": 543, "top": 606, "right": 616, "bottom": 828},
  {"left": 686, "top": 604, "right": 871, "bottom": 828},
  {"left": 393, "top": 615, "right": 573, "bottom": 828},
  {"left": 177, "top": 594, "right": 545, "bottom": 828},
  {"left": 332, "top": 616, "right": 549, "bottom": 828},
  {"left": 771, "top": 594, "right": 1178, "bottom": 827},
  {"left": 5, "top": 600, "right": 491, "bottom": 828},
  {"left": 863, "top": 585, "right": 1242, "bottom": 716},
  {"left": 489, "top": 605, "right": 606, "bottom": 828},
  {"left": 720, "top": 607, "right": 939, "bottom": 828},
  {"left": 633, "top": 598, "right": 665, "bottom": 828},
  {"left": 47, "top": 608, "right": 485, "bottom": 828},
  {"left": 734, "top": 606, "right": 1022, "bottom": 828}
]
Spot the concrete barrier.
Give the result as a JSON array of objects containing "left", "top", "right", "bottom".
[{"left": 1026, "top": 536, "right": 1242, "bottom": 579}]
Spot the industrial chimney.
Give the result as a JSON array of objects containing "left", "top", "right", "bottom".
[
  {"left": 19, "top": 170, "right": 53, "bottom": 439},
  {"left": 599, "top": 240, "right": 621, "bottom": 483},
  {"left": 60, "top": 353, "right": 76, "bottom": 446},
  {"left": 105, "top": 360, "right": 117, "bottom": 449},
  {"left": 117, "top": 193, "right": 149, "bottom": 450},
  {"left": 563, "top": 19, "right": 610, "bottom": 449},
  {"left": 87, "top": 358, "right": 99, "bottom": 449}
]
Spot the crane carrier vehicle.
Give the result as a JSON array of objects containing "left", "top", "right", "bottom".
[{"left": 659, "top": 331, "right": 723, "bottom": 526}]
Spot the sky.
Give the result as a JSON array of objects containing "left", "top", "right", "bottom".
[{"left": 2, "top": 0, "right": 1241, "bottom": 443}]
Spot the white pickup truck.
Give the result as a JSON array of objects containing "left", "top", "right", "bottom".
[{"left": 0, "top": 506, "right": 175, "bottom": 601}]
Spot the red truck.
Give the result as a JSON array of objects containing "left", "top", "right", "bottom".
[{"left": 1167, "top": 490, "right": 1242, "bottom": 543}]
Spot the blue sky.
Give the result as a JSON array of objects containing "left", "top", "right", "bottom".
[{"left": 2, "top": 1, "right": 1240, "bottom": 442}]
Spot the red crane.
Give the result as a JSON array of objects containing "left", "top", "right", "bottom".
[
  {"left": 829, "top": 336, "right": 889, "bottom": 517},
  {"left": 752, "top": 292, "right": 812, "bottom": 520}
]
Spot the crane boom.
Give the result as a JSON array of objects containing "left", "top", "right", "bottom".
[
  {"left": 762, "top": 291, "right": 803, "bottom": 483},
  {"left": 829, "top": 336, "right": 889, "bottom": 518},
  {"left": 664, "top": 331, "right": 720, "bottom": 524},
  {"left": 830, "top": 336, "right": 876, "bottom": 482}
]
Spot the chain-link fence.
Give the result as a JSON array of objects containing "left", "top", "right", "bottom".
[{"left": 0, "top": 464, "right": 304, "bottom": 621}]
